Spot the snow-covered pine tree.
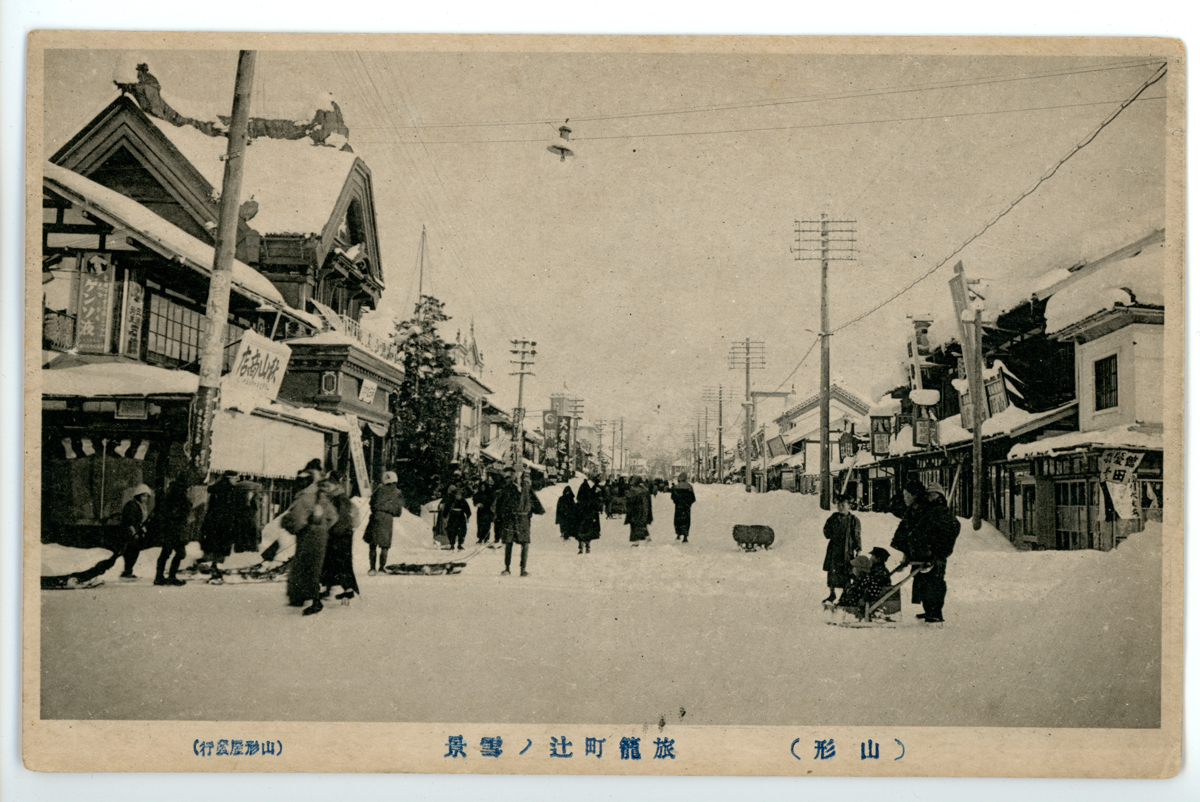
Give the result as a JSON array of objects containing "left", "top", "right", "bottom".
[{"left": 388, "top": 295, "right": 464, "bottom": 512}]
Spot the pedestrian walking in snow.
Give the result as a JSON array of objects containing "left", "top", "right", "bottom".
[
  {"left": 890, "top": 479, "right": 960, "bottom": 624},
  {"left": 670, "top": 473, "right": 696, "bottom": 543},
  {"left": 574, "top": 474, "right": 602, "bottom": 553},
  {"left": 443, "top": 485, "right": 473, "bottom": 550},
  {"left": 556, "top": 485, "right": 579, "bottom": 546},
  {"left": 822, "top": 494, "right": 861, "bottom": 604},
  {"left": 319, "top": 472, "right": 360, "bottom": 603},
  {"left": 153, "top": 472, "right": 193, "bottom": 586},
  {"left": 232, "top": 482, "right": 262, "bottom": 554},
  {"left": 282, "top": 465, "right": 337, "bottom": 616},
  {"left": 624, "top": 475, "right": 653, "bottom": 546},
  {"left": 473, "top": 473, "right": 497, "bottom": 545},
  {"left": 198, "top": 471, "right": 239, "bottom": 584},
  {"left": 365, "top": 470, "right": 405, "bottom": 575},
  {"left": 118, "top": 483, "right": 154, "bottom": 581}
]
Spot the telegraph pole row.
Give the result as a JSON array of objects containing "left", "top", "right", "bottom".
[
  {"left": 508, "top": 339, "right": 537, "bottom": 472},
  {"left": 728, "top": 340, "right": 765, "bottom": 490},
  {"left": 703, "top": 385, "right": 726, "bottom": 483}
]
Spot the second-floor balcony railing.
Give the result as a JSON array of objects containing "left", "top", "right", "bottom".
[{"left": 337, "top": 313, "right": 403, "bottom": 367}]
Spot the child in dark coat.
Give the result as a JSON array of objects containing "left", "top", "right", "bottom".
[{"left": 821, "top": 495, "right": 861, "bottom": 604}]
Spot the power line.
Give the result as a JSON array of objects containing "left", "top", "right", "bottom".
[
  {"left": 829, "top": 61, "right": 1167, "bottom": 335},
  {"left": 350, "top": 58, "right": 1162, "bottom": 132},
  {"left": 353, "top": 94, "right": 1166, "bottom": 146}
]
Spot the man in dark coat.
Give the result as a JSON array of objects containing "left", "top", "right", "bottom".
[
  {"left": 624, "top": 475, "right": 653, "bottom": 545},
  {"left": 574, "top": 474, "right": 603, "bottom": 552},
  {"left": 365, "top": 470, "right": 405, "bottom": 575},
  {"left": 153, "top": 472, "right": 193, "bottom": 586},
  {"left": 319, "top": 472, "right": 360, "bottom": 602},
  {"left": 890, "top": 478, "right": 960, "bottom": 624},
  {"left": 669, "top": 473, "right": 697, "bottom": 543},
  {"left": 496, "top": 468, "right": 543, "bottom": 576},
  {"left": 199, "top": 471, "right": 239, "bottom": 583}
]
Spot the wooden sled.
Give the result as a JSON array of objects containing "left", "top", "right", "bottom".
[
  {"left": 827, "top": 564, "right": 929, "bottom": 628},
  {"left": 383, "top": 561, "right": 468, "bottom": 576}
]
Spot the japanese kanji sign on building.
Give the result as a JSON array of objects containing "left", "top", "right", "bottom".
[{"left": 221, "top": 329, "right": 292, "bottom": 412}]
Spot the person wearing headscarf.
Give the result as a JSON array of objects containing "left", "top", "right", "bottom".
[
  {"left": 670, "top": 473, "right": 697, "bottom": 543},
  {"left": 365, "top": 470, "right": 405, "bottom": 575},
  {"left": 556, "top": 485, "right": 578, "bottom": 545},
  {"left": 574, "top": 474, "right": 603, "bottom": 553},
  {"left": 473, "top": 472, "right": 498, "bottom": 546},
  {"left": 118, "top": 484, "right": 154, "bottom": 580},
  {"left": 624, "top": 475, "right": 653, "bottom": 546}
]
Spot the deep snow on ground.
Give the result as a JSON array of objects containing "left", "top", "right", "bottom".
[{"left": 38, "top": 483, "right": 1161, "bottom": 728}]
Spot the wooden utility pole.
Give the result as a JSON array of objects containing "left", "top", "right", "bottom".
[
  {"left": 794, "top": 215, "right": 856, "bottom": 510},
  {"left": 728, "top": 340, "right": 764, "bottom": 490},
  {"left": 970, "top": 305, "right": 985, "bottom": 531},
  {"left": 509, "top": 339, "right": 537, "bottom": 472},
  {"left": 187, "top": 50, "right": 256, "bottom": 475}
]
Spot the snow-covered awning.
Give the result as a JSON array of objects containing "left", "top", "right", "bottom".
[
  {"left": 209, "top": 407, "right": 328, "bottom": 479},
  {"left": 1007, "top": 424, "right": 1163, "bottom": 461},
  {"left": 937, "top": 402, "right": 1077, "bottom": 448},
  {"left": 42, "top": 361, "right": 200, "bottom": 398},
  {"left": 43, "top": 162, "right": 285, "bottom": 307},
  {"left": 1045, "top": 242, "right": 1165, "bottom": 336}
]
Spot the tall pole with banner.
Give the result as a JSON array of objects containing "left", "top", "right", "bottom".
[
  {"left": 950, "top": 261, "right": 986, "bottom": 530},
  {"left": 187, "top": 50, "right": 256, "bottom": 476}
]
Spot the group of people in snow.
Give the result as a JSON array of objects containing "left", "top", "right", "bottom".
[
  {"left": 821, "top": 477, "right": 960, "bottom": 624},
  {"left": 553, "top": 472, "right": 698, "bottom": 549}
]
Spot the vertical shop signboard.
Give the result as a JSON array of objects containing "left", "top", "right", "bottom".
[{"left": 75, "top": 255, "right": 114, "bottom": 354}]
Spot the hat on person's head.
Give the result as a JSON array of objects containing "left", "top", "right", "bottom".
[
  {"left": 903, "top": 477, "right": 926, "bottom": 496},
  {"left": 852, "top": 554, "right": 872, "bottom": 571},
  {"left": 382, "top": 471, "right": 398, "bottom": 484},
  {"left": 131, "top": 483, "right": 153, "bottom": 498},
  {"left": 925, "top": 482, "right": 947, "bottom": 499},
  {"left": 678, "top": 472, "right": 689, "bottom": 482},
  {"left": 870, "top": 547, "right": 891, "bottom": 564},
  {"left": 304, "top": 459, "right": 323, "bottom": 472}
]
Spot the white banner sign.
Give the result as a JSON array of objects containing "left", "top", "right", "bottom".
[
  {"left": 1106, "top": 481, "right": 1141, "bottom": 520},
  {"left": 1099, "top": 449, "right": 1143, "bottom": 484},
  {"left": 358, "top": 378, "right": 378, "bottom": 405},
  {"left": 345, "top": 413, "right": 371, "bottom": 497},
  {"left": 221, "top": 329, "right": 291, "bottom": 411}
]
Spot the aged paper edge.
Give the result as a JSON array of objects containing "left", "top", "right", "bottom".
[{"left": 22, "top": 30, "right": 1186, "bottom": 778}]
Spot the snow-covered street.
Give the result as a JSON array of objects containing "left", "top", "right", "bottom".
[{"left": 39, "top": 483, "right": 1161, "bottom": 728}]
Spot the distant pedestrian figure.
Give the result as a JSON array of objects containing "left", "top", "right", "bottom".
[
  {"left": 319, "top": 472, "right": 360, "bottom": 603},
  {"left": 822, "top": 494, "right": 861, "bottom": 604},
  {"left": 496, "top": 468, "right": 543, "bottom": 576},
  {"left": 473, "top": 473, "right": 497, "bottom": 545},
  {"left": 624, "top": 475, "right": 653, "bottom": 546},
  {"left": 556, "top": 485, "right": 579, "bottom": 546},
  {"left": 574, "top": 474, "right": 602, "bottom": 553},
  {"left": 282, "top": 465, "right": 337, "bottom": 616},
  {"left": 365, "top": 470, "right": 405, "bottom": 575},
  {"left": 443, "top": 485, "right": 473, "bottom": 550},
  {"left": 670, "top": 473, "right": 696, "bottom": 543},
  {"left": 118, "top": 484, "right": 154, "bottom": 580}
]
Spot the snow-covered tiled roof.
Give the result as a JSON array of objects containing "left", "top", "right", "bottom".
[
  {"left": 1044, "top": 242, "right": 1165, "bottom": 336},
  {"left": 149, "top": 118, "right": 360, "bottom": 237},
  {"left": 44, "top": 162, "right": 284, "bottom": 306},
  {"left": 1007, "top": 424, "right": 1163, "bottom": 461}
]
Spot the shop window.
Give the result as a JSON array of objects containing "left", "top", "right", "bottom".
[
  {"left": 148, "top": 293, "right": 203, "bottom": 365},
  {"left": 1094, "top": 354, "right": 1118, "bottom": 411}
]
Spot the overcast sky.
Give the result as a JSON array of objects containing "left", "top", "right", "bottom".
[{"left": 42, "top": 47, "right": 1167, "bottom": 457}]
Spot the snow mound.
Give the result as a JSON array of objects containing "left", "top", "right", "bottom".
[{"left": 1045, "top": 243, "right": 1165, "bottom": 335}]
